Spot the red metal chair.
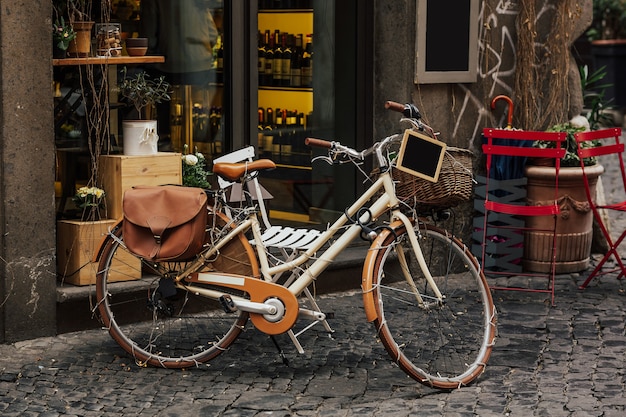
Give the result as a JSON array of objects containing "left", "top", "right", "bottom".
[
  {"left": 574, "top": 127, "right": 626, "bottom": 289},
  {"left": 480, "top": 128, "right": 566, "bottom": 305}
]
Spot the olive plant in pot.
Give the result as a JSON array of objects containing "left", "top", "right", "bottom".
[
  {"left": 524, "top": 117, "right": 604, "bottom": 274},
  {"left": 118, "top": 67, "right": 172, "bottom": 155}
]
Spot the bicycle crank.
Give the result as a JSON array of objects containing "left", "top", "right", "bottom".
[{"left": 187, "top": 272, "right": 299, "bottom": 335}]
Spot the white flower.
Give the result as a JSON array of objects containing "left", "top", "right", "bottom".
[
  {"left": 182, "top": 154, "right": 198, "bottom": 166},
  {"left": 570, "top": 115, "right": 590, "bottom": 132}
]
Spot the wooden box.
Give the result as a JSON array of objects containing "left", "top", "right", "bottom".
[
  {"left": 99, "top": 152, "right": 182, "bottom": 220},
  {"left": 57, "top": 219, "right": 141, "bottom": 285}
]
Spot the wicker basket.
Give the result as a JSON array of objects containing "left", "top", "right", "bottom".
[{"left": 393, "top": 147, "right": 474, "bottom": 210}]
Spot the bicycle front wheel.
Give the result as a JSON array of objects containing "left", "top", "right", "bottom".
[
  {"left": 95, "top": 214, "right": 258, "bottom": 368},
  {"left": 367, "top": 221, "right": 496, "bottom": 389}
]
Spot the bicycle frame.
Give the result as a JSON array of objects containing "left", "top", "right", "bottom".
[
  {"left": 171, "top": 166, "right": 444, "bottom": 334},
  {"left": 94, "top": 104, "right": 496, "bottom": 387}
]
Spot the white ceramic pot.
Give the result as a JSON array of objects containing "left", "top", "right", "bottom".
[{"left": 122, "top": 120, "right": 158, "bottom": 156}]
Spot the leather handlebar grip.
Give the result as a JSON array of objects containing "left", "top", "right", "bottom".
[
  {"left": 305, "top": 137, "right": 332, "bottom": 148},
  {"left": 384, "top": 100, "right": 405, "bottom": 113}
]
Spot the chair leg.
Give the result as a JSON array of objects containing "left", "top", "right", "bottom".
[{"left": 579, "top": 230, "right": 626, "bottom": 289}]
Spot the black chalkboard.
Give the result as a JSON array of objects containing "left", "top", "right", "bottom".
[
  {"left": 396, "top": 130, "right": 446, "bottom": 183},
  {"left": 425, "top": 0, "right": 470, "bottom": 72},
  {"left": 416, "top": 0, "right": 478, "bottom": 83}
]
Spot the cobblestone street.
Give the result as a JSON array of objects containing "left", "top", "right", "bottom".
[
  {"left": 1, "top": 133, "right": 624, "bottom": 416},
  {"left": 1, "top": 270, "right": 626, "bottom": 416}
]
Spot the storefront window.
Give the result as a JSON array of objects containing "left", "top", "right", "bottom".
[
  {"left": 136, "top": 0, "right": 226, "bottom": 158},
  {"left": 257, "top": 1, "right": 316, "bottom": 223}
]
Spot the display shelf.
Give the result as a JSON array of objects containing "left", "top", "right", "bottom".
[
  {"left": 259, "top": 9, "right": 313, "bottom": 13},
  {"left": 53, "top": 56, "right": 165, "bottom": 66}
]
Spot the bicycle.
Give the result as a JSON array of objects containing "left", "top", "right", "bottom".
[{"left": 93, "top": 101, "right": 497, "bottom": 389}]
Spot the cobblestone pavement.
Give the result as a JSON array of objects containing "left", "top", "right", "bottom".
[
  {"left": 1, "top": 136, "right": 624, "bottom": 416},
  {"left": 1, "top": 273, "right": 626, "bottom": 417}
]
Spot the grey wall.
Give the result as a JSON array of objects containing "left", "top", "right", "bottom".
[{"left": 372, "top": 0, "right": 592, "bottom": 243}]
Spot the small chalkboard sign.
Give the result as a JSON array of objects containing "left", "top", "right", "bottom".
[{"left": 396, "top": 129, "right": 447, "bottom": 183}]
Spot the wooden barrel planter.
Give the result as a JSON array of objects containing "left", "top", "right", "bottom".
[{"left": 523, "top": 164, "right": 604, "bottom": 273}]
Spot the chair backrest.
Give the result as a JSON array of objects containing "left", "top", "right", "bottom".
[
  {"left": 212, "top": 146, "right": 272, "bottom": 229},
  {"left": 574, "top": 127, "right": 625, "bottom": 201},
  {"left": 481, "top": 128, "right": 567, "bottom": 216}
]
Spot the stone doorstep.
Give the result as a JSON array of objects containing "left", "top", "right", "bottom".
[{"left": 56, "top": 242, "right": 368, "bottom": 334}]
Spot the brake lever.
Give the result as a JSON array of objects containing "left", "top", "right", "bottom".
[{"left": 312, "top": 155, "right": 334, "bottom": 165}]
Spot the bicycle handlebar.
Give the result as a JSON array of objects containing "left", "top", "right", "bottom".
[
  {"left": 304, "top": 137, "right": 332, "bottom": 149},
  {"left": 306, "top": 100, "right": 431, "bottom": 165},
  {"left": 385, "top": 100, "right": 422, "bottom": 120}
]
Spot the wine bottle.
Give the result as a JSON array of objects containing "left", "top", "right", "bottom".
[
  {"left": 290, "top": 34, "right": 303, "bottom": 87},
  {"left": 272, "top": 30, "right": 283, "bottom": 87},
  {"left": 264, "top": 30, "right": 274, "bottom": 86},
  {"left": 266, "top": 107, "right": 274, "bottom": 129},
  {"left": 301, "top": 34, "right": 313, "bottom": 87},
  {"left": 257, "top": 107, "right": 265, "bottom": 130},
  {"left": 281, "top": 33, "right": 292, "bottom": 87},
  {"left": 274, "top": 107, "right": 283, "bottom": 127},
  {"left": 257, "top": 31, "right": 266, "bottom": 86},
  {"left": 263, "top": 107, "right": 274, "bottom": 155}
]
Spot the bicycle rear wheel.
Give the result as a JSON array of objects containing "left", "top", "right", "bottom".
[
  {"left": 367, "top": 221, "right": 496, "bottom": 389},
  {"left": 95, "top": 213, "right": 259, "bottom": 368}
]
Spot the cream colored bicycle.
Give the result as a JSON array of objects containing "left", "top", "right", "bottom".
[{"left": 94, "top": 101, "right": 497, "bottom": 389}]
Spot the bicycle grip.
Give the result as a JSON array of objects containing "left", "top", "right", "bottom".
[
  {"left": 385, "top": 100, "right": 422, "bottom": 119},
  {"left": 305, "top": 137, "right": 332, "bottom": 148},
  {"left": 385, "top": 100, "right": 405, "bottom": 113}
]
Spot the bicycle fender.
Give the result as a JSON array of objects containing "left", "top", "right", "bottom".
[
  {"left": 193, "top": 272, "right": 299, "bottom": 335},
  {"left": 361, "top": 219, "right": 405, "bottom": 322},
  {"left": 92, "top": 219, "right": 123, "bottom": 263}
]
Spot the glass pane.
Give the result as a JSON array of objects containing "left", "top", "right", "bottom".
[
  {"left": 258, "top": 0, "right": 334, "bottom": 225},
  {"left": 135, "top": 0, "right": 225, "bottom": 158}
]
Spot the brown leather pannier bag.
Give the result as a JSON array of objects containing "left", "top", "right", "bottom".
[{"left": 122, "top": 185, "right": 208, "bottom": 261}]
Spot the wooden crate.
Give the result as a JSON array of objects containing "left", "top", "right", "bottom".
[
  {"left": 57, "top": 219, "right": 141, "bottom": 285},
  {"left": 99, "top": 152, "right": 182, "bottom": 220}
]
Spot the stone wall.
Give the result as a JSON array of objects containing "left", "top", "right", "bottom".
[
  {"left": 0, "top": 2, "right": 57, "bottom": 342},
  {"left": 373, "top": 0, "right": 593, "bottom": 243}
]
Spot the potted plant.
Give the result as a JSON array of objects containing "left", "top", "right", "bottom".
[
  {"left": 579, "top": 65, "right": 616, "bottom": 130},
  {"left": 52, "top": 17, "right": 76, "bottom": 59},
  {"left": 586, "top": 0, "right": 626, "bottom": 109},
  {"left": 72, "top": 185, "right": 106, "bottom": 221},
  {"left": 524, "top": 117, "right": 604, "bottom": 274},
  {"left": 58, "top": 185, "right": 117, "bottom": 285},
  {"left": 181, "top": 145, "right": 212, "bottom": 189},
  {"left": 118, "top": 67, "right": 172, "bottom": 155},
  {"left": 65, "top": 0, "right": 95, "bottom": 58}
]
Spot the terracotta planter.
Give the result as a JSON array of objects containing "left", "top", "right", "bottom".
[
  {"left": 67, "top": 21, "right": 95, "bottom": 58},
  {"left": 523, "top": 164, "right": 604, "bottom": 273}
]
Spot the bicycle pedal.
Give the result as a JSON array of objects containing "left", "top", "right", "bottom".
[
  {"left": 219, "top": 295, "right": 237, "bottom": 313},
  {"left": 326, "top": 312, "right": 335, "bottom": 319}
]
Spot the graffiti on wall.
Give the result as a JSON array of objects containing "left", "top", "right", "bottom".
[{"left": 455, "top": 0, "right": 561, "bottom": 148}]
